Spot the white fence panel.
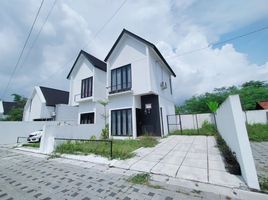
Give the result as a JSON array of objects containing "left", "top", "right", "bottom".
[
  {"left": 216, "top": 95, "right": 259, "bottom": 189},
  {"left": 40, "top": 124, "right": 103, "bottom": 154},
  {"left": 0, "top": 121, "right": 69, "bottom": 144},
  {"left": 245, "top": 110, "right": 268, "bottom": 124}
]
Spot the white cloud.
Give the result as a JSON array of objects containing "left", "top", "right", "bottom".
[{"left": 0, "top": 0, "right": 267, "bottom": 103}]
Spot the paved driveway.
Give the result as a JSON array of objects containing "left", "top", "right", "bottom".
[
  {"left": 251, "top": 142, "right": 268, "bottom": 179},
  {"left": 111, "top": 136, "right": 245, "bottom": 188},
  {"left": 0, "top": 147, "right": 237, "bottom": 200}
]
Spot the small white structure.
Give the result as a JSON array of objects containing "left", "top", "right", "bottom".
[
  {"left": 67, "top": 50, "right": 107, "bottom": 126},
  {"left": 105, "top": 29, "right": 176, "bottom": 138},
  {"left": 23, "top": 86, "right": 76, "bottom": 121},
  {"left": 0, "top": 101, "right": 17, "bottom": 119}
]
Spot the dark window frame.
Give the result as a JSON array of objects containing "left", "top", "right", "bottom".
[
  {"left": 110, "top": 64, "right": 131, "bottom": 93},
  {"left": 81, "top": 77, "right": 93, "bottom": 98},
  {"left": 80, "top": 112, "right": 95, "bottom": 124},
  {"left": 111, "top": 108, "right": 132, "bottom": 136},
  {"left": 169, "top": 77, "right": 173, "bottom": 95}
]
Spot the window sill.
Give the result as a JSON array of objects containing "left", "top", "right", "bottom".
[{"left": 75, "top": 96, "right": 93, "bottom": 103}]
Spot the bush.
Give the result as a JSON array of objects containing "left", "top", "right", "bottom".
[
  {"left": 89, "top": 135, "right": 96, "bottom": 140},
  {"left": 246, "top": 123, "right": 268, "bottom": 142},
  {"left": 101, "top": 124, "right": 109, "bottom": 139}
]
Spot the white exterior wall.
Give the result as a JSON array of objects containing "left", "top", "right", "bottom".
[
  {"left": 0, "top": 101, "right": 4, "bottom": 119},
  {"left": 216, "top": 95, "right": 259, "bottom": 189},
  {"left": 245, "top": 110, "right": 268, "bottom": 124},
  {"left": 0, "top": 121, "right": 61, "bottom": 144},
  {"left": 55, "top": 104, "right": 78, "bottom": 122},
  {"left": 107, "top": 35, "right": 149, "bottom": 95},
  {"left": 159, "top": 96, "right": 175, "bottom": 136},
  {"left": 69, "top": 57, "right": 94, "bottom": 106}
]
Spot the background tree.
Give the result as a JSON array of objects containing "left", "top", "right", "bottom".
[
  {"left": 6, "top": 94, "right": 27, "bottom": 121},
  {"left": 177, "top": 80, "right": 268, "bottom": 114}
]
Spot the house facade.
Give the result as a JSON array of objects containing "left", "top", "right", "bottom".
[
  {"left": 67, "top": 50, "right": 107, "bottom": 126},
  {"left": 67, "top": 29, "right": 176, "bottom": 138},
  {"left": 105, "top": 29, "right": 176, "bottom": 138},
  {"left": 23, "top": 86, "right": 76, "bottom": 121}
]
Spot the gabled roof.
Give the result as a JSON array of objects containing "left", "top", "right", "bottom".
[
  {"left": 256, "top": 101, "right": 268, "bottom": 110},
  {"left": 67, "top": 50, "right": 107, "bottom": 79},
  {"left": 2, "top": 101, "right": 18, "bottom": 115},
  {"left": 39, "top": 86, "right": 69, "bottom": 107},
  {"left": 104, "top": 29, "right": 176, "bottom": 77}
]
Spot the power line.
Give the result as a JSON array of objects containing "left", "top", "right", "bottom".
[
  {"left": 18, "top": 0, "right": 57, "bottom": 72},
  {"left": 38, "top": 0, "right": 128, "bottom": 85},
  {"left": 1, "top": 0, "right": 45, "bottom": 100}
]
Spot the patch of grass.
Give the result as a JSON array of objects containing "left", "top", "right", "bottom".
[
  {"left": 47, "top": 153, "right": 61, "bottom": 160},
  {"left": 127, "top": 173, "right": 162, "bottom": 189},
  {"left": 259, "top": 176, "right": 268, "bottom": 192},
  {"left": 246, "top": 123, "right": 268, "bottom": 142},
  {"left": 215, "top": 133, "right": 241, "bottom": 175},
  {"left": 128, "top": 173, "right": 150, "bottom": 185},
  {"left": 170, "top": 121, "right": 216, "bottom": 136},
  {"left": 55, "top": 136, "right": 158, "bottom": 160},
  {"left": 22, "top": 143, "right": 40, "bottom": 148}
]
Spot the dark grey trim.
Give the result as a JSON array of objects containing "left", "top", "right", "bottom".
[
  {"left": 67, "top": 50, "right": 106, "bottom": 79},
  {"left": 104, "top": 29, "right": 176, "bottom": 77}
]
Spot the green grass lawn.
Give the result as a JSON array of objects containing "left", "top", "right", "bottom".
[
  {"left": 22, "top": 143, "right": 40, "bottom": 148},
  {"left": 247, "top": 123, "right": 268, "bottom": 142},
  {"left": 55, "top": 136, "right": 158, "bottom": 160},
  {"left": 170, "top": 121, "right": 216, "bottom": 136}
]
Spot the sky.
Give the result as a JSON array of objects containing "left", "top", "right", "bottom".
[{"left": 0, "top": 0, "right": 268, "bottom": 104}]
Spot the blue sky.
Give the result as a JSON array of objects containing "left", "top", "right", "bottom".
[{"left": 0, "top": 0, "right": 267, "bottom": 103}]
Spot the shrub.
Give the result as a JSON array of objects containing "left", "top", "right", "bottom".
[
  {"left": 89, "top": 135, "right": 96, "bottom": 140},
  {"left": 101, "top": 124, "right": 109, "bottom": 139}
]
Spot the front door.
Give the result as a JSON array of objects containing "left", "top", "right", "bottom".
[{"left": 140, "top": 94, "right": 161, "bottom": 136}]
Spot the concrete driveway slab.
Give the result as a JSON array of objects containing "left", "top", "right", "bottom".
[
  {"left": 130, "top": 160, "right": 157, "bottom": 172},
  {"left": 183, "top": 157, "right": 207, "bottom": 169},
  {"left": 151, "top": 163, "right": 179, "bottom": 177},
  {"left": 209, "top": 170, "right": 244, "bottom": 187},
  {"left": 177, "top": 166, "right": 208, "bottom": 182}
]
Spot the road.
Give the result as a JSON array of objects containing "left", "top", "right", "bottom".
[{"left": 0, "top": 148, "right": 236, "bottom": 200}]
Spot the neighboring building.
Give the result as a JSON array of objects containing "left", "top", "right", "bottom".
[
  {"left": 23, "top": 86, "right": 77, "bottom": 121},
  {"left": 105, "top": 29, "right": 176, "bottom": 138},
  {"left": 67, "top": 50, "right": 107, "bottom": 125},
  {"left": 0, "top": 101, "right": 18, "bottom": 119},
  {"left": 256, "top": 101, "right": 268, "bottom": 110}
]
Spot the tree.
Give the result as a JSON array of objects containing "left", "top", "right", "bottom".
[
  {"left": 6, "top": 94, "right": 27, "bottom": 121},
  {"left": 178, "top": 80, "right": 268, "bottom": 113}
]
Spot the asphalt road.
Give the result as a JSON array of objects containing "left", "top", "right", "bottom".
[{"left": 0, "top": 148, "right": 233, "bottom": 200}]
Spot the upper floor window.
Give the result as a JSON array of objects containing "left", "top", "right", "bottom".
[
  {"left": 81, "top": 77, "right": 93, "bottom": 98},
  {"left": 110, "top": 64, "right": 131, "bottom": 93}
]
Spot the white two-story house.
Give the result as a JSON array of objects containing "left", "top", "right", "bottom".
[
  {"left": 105, "top": 29, "right": 176, "bottom": 138},
  {"left": 67, "top": 29, "right": 176, "bottom": 139},
  {"left": 67, "top": 50, "right": 107, "bottom": 126}
]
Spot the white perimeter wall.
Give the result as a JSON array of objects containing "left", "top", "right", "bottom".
[
  {"left": 40, "top": 124, "right": 102, "bottom": 154},
  {"left": 0, "top": 121, "right": 64, "bottom": 144},
  {"left": 245, "top": 110, "right": 268, "bottom": 124},
  {"left": 216, "top": 95, "right": 259, "bottom": 189}
]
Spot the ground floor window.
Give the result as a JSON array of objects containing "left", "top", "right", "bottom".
[
  {"left": 111, "top": 108, "right": 132, "bottom": 136},
  {"left": 80, "top": 112, "right": 94, "bottom": 124}
]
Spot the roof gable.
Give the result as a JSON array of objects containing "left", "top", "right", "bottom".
[
  {"left": 67, "top": 50, "right": 106, "bottom": 79},
  {"left": 104, "top": 29, "right": 176, "bottom": 77},
  {"left": 39, "top": 86, "right": 69, "bottom": 106}
]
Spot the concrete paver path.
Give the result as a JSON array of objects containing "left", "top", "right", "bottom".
[{"left": 111, "top": 135, "right": 245, "bottom": 188}]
